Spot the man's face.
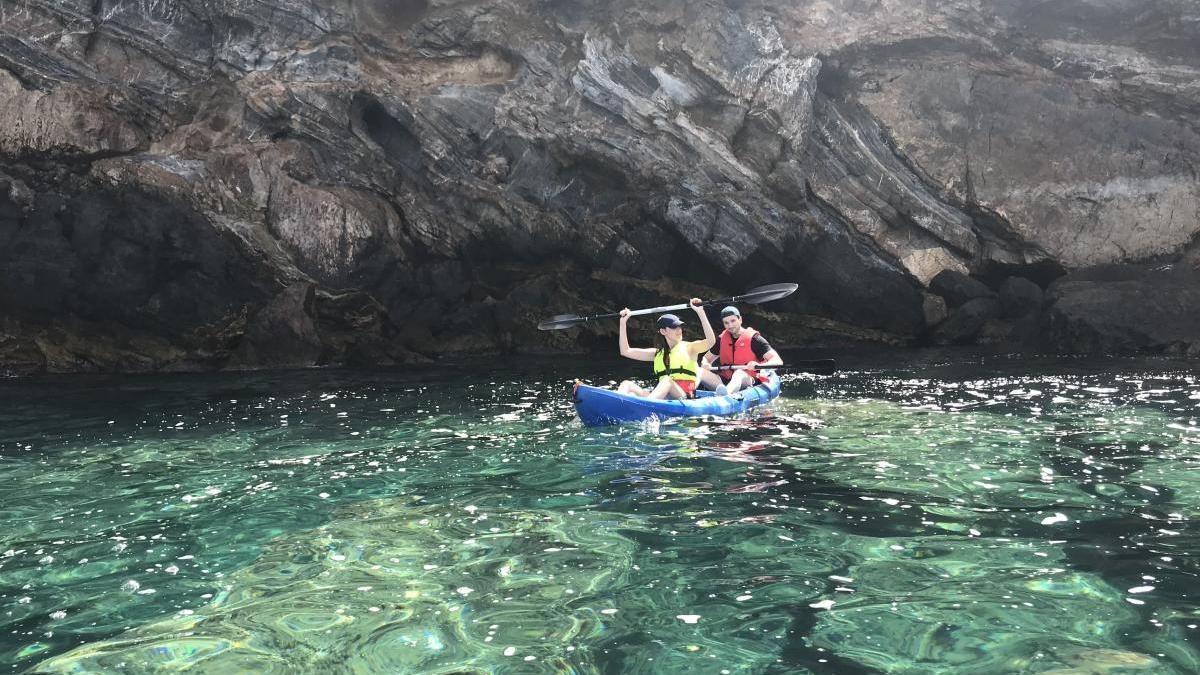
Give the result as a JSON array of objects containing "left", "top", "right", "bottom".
[{"left": 722, "top": 314, "right": 742, "bottom": 332}]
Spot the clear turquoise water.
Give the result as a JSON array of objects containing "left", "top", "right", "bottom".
[{"left": 2, "top": 354, "right": 1199, "bottom": 674}]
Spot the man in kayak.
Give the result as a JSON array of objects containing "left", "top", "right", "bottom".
[
  {"left": 698, "top": 305, "right": 783, "bottom": 394},
  {"left": 615, "top": 298, "right": 717, "bottom": 399}
]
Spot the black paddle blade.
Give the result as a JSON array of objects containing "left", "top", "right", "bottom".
[
  {"left": 791, "top": 358, "right": 837, "bottom": 375},
  {"left": 538, "top": 314, "right": 586, "bottom": 331},
  {"left": 733, "top": 282, "right": 799, "bottom": 305}
]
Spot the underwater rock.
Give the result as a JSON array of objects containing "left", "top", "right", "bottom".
[{"left": 36, "top": 498, "right": 640, "bottom": 673}]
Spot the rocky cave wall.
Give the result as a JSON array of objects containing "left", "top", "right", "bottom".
[{"left": 0, "top": 0, "right": 1198, "bottom": 373}]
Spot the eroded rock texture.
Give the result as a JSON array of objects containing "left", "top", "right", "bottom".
[{"left": 1, "top": 0, "right": 1197, "bottom": 372}]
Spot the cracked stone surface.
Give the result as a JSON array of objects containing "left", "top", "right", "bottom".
[{"left": 1, "top": 0, "right": 1198, "bottom": 372}]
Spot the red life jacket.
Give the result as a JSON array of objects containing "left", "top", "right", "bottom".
[{"left": 718, "top": 327, "right": 770, "bottom": 384}]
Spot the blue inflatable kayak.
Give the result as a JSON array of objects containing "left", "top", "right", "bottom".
[{"left": 573, "top": 372, "right": 782, "bottom": 427}]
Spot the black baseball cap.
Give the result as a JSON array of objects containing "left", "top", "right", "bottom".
[{"left": 656, "top": 314, "right": 685, "bottom": 329}]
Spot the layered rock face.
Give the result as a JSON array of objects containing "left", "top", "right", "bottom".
[{"left": 0, "top": 0, "right": 1197, "bottom": 373}]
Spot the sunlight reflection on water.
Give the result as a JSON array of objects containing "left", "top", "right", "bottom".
[{"left": 0, "top": 356, "right": 1198, "bottom": 673}]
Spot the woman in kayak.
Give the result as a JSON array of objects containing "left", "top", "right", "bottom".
[{"left": 615, "top": 298, "right": 717, "bottom": 399}]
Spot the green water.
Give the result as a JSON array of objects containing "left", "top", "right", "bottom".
[{"left": 2, "top": 354, "right": 1199, "bottom": 674}]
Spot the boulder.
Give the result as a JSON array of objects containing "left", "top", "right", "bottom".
[
  {"left": 977, "top": 318, "right": 1015, "bottom": 344},
  {"left": 1042, "top": 265, "right": 1200, "bottom": 354},
  {"left": 999, "top": 277, "right": 1044, "bottom": 319},
  {"left": 922, "top": 292, "right": 948, "bottom": 327},
  {"left": 929, "top": 270, "right": 997, "bottom": 308},
  {"left": 232, "top": 283, "right": 323, "bottom": 368},
  {"left": 932, "top": 297, "right": 1001, "bottom": 345}
]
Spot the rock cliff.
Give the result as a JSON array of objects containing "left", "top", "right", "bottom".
[{"left": 1, "top": 0, "right": 1198, "bottom": 373}]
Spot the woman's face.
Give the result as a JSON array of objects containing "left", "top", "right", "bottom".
[{"left": 659, "top": 326, "right": 683, "bottom": 343}]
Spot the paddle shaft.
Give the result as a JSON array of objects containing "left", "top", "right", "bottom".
[
  {"left": 712, "top": 359, "right": 837, "bottom": 374},
  {"left": 585, "top": 292, "right": 773, "bottom": 323},
  {"left": 537, "top": 282, "right": 797, "bottom": 330}
]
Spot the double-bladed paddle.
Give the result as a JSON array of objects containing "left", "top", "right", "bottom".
[
  {"left": 712, "top": 359, "right": 837, "bottom": 376},
  {"left": 537, "top": 283, "right": 798, "bottom": 331}
]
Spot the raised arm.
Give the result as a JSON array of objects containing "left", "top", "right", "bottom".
[
  {"left": 618, "top": 308, "right": 658, "bottom": 362},
  {"left": 688, "top": 298, "right": 717, "bottom": 354}
]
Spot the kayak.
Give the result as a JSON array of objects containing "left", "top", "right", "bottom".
[{"left": 573, "top": 372, "right": 782, "bottom": 427}]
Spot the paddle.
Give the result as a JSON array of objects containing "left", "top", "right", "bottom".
[
  {"left": 538, "top": 283, "right": 798, "bottom": 331},
  {"left": 712, "top": 359, "right": 837, "bottom": 375}
]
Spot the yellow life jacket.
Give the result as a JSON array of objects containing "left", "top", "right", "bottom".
[{"left": 652, "top": 341, "right": 698, "bottom": 383}]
